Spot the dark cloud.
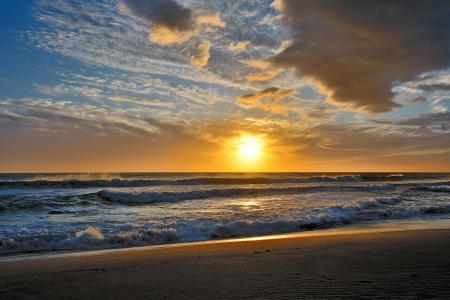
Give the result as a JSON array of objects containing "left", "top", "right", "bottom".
[
  {"left": 122, "top": 0, "right": 194, "bottom": 32},
  {"left": 272, "top": 0, "right": 450, "bottom": 113}
]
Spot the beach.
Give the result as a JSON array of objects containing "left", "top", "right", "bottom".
[{"left": 1, "top": 222, "right": 450, "bottom": 299}]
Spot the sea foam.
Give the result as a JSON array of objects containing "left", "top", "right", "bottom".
[{"left": 2, "top": 196, "right": 449, "bottom": 255}]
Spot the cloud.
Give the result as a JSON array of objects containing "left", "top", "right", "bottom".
[
  {"left": 237, "top": 87, "right": 298, "bottom": 112},
  {"left": 240, "top": 59, "right": 273, "bottom": 70},
  {"left": 195, "top": 13, "right": 225, "bottom": 28},
  {"left": 149, "top": 25, "right": 194, "bottom": 45},
  {"left": 272, "top": 0, "right": 450, "bottom": 113},
  {"left": 284, "top": 121, "right": 450, "bottom": 172},
  {"left": 20, "top": 0, "right": 450, "bottom": 171},
  {"left": 0, "top": 98, "right": 220, "bottom": 172},
  {"left": 195, "top": 115, "right": 450, "bottom": 171},
  {"left": 270, "top": 0, "right": 285, "bottom": 11},
  {"left": 415, "top": 83, "right": 450, "bottom": 92},
  {"left": 30, "top": 0, "right": 286, "bottom": 92},
  {"left": 0, "top": 98, "right": 151, "bottom": 137},
  {"left": 409, "top": 96, "right": 428, "bottom": 104},
  {"left": 374, "top": 112, "right": 450, "bottom": 130},
  {"left": 34, "top": 70, "right": 230, "bottom": 116},
  {"left": 191, "top": 41, "right": 211, "bottom": 68},
  {"left": 122, "top": 0, "right": 224, "bottom": 45},
  {"left": 240, "top": 58, "right": 280, "bottom": 82},
  {"left": 229, "top": 41, "right": 250, "bottom": 52},
  {"left": 245, "top": 69, "right": 280, "bottom": 81},
  {"left": 122, "top": 0, "right": 195, "bottom": 45},
  {"left": 122, "top": 0, "right": 193, "bottom": 30}
]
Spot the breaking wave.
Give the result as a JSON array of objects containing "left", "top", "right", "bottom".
[
  {"left": 2, "top": 196, "right": 450, "bottom": 255},
  {"left": 96, "top": 184, "right": 397, "bottom": 204}
]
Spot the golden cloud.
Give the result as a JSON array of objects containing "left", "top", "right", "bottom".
[
  {"left": 237, "top": 87, "right": 299, "bottom": 112},
  {"left": 245, "top": 69, "right": 280, "bottom": 81},
  {"left": 191, "top": 41, "right": 211, "bottom": 68},
  {"left": 195, "top": 13, "right": 225, "bottom": 28},
  {"left": 229, "top": 41, "right": 251, "bottom": 52},
  {"left": 149, "top": 25, "right": 194, "bottom": 45}
]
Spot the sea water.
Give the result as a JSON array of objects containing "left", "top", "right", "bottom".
[{"left": 0, "top": 172, "right": 449, "bottom": 255}]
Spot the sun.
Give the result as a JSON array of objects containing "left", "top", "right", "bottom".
[{"left": 236, "top": 135, "right": 264, "bottom": 161}]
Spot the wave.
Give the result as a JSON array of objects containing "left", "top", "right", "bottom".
[
  {"left": 3, "top": 196, "right": 450, "bottom": 255},
  {"left": 413, "top": 186, "right": 450, "bottom": 193},
  {"left": 2, "top": 174, "right": 449, "bottom": 190},
  {"left": 6, "top": 173, "right": 449, "bottom": 189},
  {"left": 96, "top": 184, "right": 397, "bottom": 204},
  {"left": 2, "top": 181, "right": 448, "bottom": 213},
  {"left": 0, "top": 183, "right": 397, "bottom": 213},
  {"left": 0, "top": 175, "right": 364, "bottom": 189},
  {"left": 0, "top": 194, "right": 96, "bottom": 213}
]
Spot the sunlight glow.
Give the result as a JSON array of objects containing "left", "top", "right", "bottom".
[{"left": 236, "top": 135, "right": 264, "bottom": 161}]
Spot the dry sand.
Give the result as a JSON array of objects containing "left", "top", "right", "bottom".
[{"left": 1, "top": 224, "right": 450, "bottom": 299}]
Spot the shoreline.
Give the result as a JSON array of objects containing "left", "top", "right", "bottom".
[
  {"left": 2, "top": 218, "right": 450, "bottom": 263},
  {"left": 1, "top": 220, "right": 450, "bottom": 299}
]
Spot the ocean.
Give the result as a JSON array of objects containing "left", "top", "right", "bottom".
[{"left": 0, "top": 172, "right": 449, "bottom": 255}]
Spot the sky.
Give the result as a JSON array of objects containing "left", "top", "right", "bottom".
[{"left": 0, "top": 0, "right": 449, "bottom": 172}]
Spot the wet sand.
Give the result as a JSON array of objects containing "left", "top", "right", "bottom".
[{"left": 1, "top": 226, "right": 450, "bottom": 299}]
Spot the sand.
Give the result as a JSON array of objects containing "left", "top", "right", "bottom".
[{"left": 1, "top": 224, "right": 450, "bottom": 299}]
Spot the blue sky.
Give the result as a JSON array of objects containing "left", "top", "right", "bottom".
[{"left": 0, "top": 0, "right": 449, "bottom": 172}]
